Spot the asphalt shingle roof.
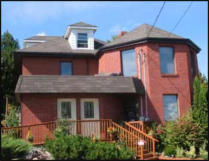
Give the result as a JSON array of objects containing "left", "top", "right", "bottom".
[
  {"left": 69, "top": 21, "right": 97, "bottom": 27},
  {"left": 16, "top": 36, "right": 105, "bottom": 55},
  {"left": 15, "top": 75, "right": 144, "bottom": 94},
  {"left": 103, "top": 24, "right": 184, "bottom": 48}
]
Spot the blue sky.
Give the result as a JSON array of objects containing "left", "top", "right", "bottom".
[{"left": 1, "top": 1, "right": 208, "bottom": 78}]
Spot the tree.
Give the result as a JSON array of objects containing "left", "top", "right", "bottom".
[
  {"left": 1, "top": 31, "right": 19, "bottom": 114},
  {"left": 192, "top": 74, "right": 208, "bottom": 151},
  {"left": 107, "top": 35, "right": 118, "bottom": 43}
]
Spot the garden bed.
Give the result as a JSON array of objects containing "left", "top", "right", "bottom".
[{"left": 158, "top": 155, "right": 203, "bottom": 160}]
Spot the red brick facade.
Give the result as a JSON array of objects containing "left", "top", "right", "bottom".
[
  {"left": 22, "top": 57, "right": 98, "bottom": 75},
  {"left": 21, "top": 93, "right": 125, "bottom": 125},
  {"left": 20, "top": 42, "right": 198, "bottom": 124}
]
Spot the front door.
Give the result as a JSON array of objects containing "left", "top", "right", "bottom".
[
  {"left": 80, "top": 98, "right": 100, "bottom": 138},
  {"left": 57, "top": 98, "right": 77, "bottom": 135}
]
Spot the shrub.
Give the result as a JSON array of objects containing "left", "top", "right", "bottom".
[
  {"left": 175, "top": 146, "right": 185, "bottom": 158},
  {"left": 45, "top": 134, "right": 134, "bottom": 160},
  {"left": 185, "top": 146, "right": 196, "bottom": 159},
  {"left": 199, "top": 142, "right": 208, "bottom": 160},
  {"left": 1, "top": 135, "right": 32, "bottom": 160},
  {"left": 3, "top": 105, "right": 20, "bottom": 127},
  {"left": 164, "top": 145, "right": 176, "bottom": 157}
]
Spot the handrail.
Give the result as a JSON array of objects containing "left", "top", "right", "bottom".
[
  {"left": 125, "top": 122, "right": 158, "bottom": 142},
  {"left": 124, "top": 122, "right": 158, "bottom": 159},
  {"left": 111, "top": 121, "right": 142, "bottom": 158},
  {"left": 128, "top": 121, "right": 144, "bottom": 132}
]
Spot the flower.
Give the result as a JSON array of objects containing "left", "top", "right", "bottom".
[
  {"left": 1, "top": 120, "right": 5, "bottom": 126},
  {"left": 107, "top": 127, "right": 118, "bottom": 134}
]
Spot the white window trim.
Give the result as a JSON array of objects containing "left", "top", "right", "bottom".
[
  {"left": 77, "top": 32, "right": 88, "bottom": 49},
  {"left": 80, "top": 98, "right": 99, "bottom": 120},
  {"left": 57, "top": 98, "right": 77, "bottom": 120}
]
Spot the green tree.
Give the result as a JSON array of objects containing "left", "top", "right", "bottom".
[
  {"left": 107, "top": 35, "right": 118, "bottom": 43},
  {"left": 192, "top": 74, "right": 208, "bottom": 152},
  {"left": 1, "top": 31, "right": 19, "bottom": 114}
]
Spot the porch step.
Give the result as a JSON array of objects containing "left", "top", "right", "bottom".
[{"left": 144, "top": 156, "right": 158, "bottom": 160}]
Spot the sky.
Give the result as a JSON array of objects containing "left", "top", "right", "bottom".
[{"left": 1, "top": 1, "right": 208, "bottom": 78}]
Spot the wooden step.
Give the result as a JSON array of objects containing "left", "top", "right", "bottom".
[
  {"left": 143, "top": 153, "right": 154, "bottom": 158},
  {"left": 144, "top": 156, "right": 158, "bottom": 160}
]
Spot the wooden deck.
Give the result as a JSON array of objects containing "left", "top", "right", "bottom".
[{"left": 1, "top": 119, "right": 158, "bottom": 160}]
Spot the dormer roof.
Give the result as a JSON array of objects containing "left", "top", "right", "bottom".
[{"left": 69, "top": 21, "right": 97, "bottom": 28}]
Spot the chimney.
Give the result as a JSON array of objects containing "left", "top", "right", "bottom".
[{"left": 118, "top": 31, "right": 127, "bottom": 38}]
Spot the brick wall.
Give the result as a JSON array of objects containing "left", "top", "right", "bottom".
[
  {"left": 22, "top": 57, "right": 98, "bottom": 75},
  {"left": 99, "top": 43, "right": 198, "bottom": 122},
  {"left": 21, "top": 93, "right": 124, "bottom": 125}
]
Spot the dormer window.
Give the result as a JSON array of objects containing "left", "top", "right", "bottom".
[{"left": 77, "top": 33, "right": 88, "bottom": 48}]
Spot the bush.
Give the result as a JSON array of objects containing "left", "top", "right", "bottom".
[
  {"left": 45, "top": 134, "right": 134, "bottom": 160},
  {"left": 3, "top": 105, "right": 20, "bottom": 127},
  {"left": 200, "top": 142, "right": 208, "bottom": 160},
  {"left": 164, "top": 145, "right": 176, "bottom": 157},
  {"left": 1, "top": 135, "right": 32, "bottom": 160},
  {"left": 175, "top": 146, "right": 185, "bottom": 158},
  {"left": 185, "top": 145, "right": 196, "bottom": 159}
]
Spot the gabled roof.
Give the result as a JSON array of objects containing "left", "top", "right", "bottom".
[
  {"left": 69, "top": 21, "right": 97, "bottom": 28},
  {"left": 15, "top": 75, "right": 144, "bottom": 94},
  {"left": 16, "top": 36, "right": 106, "bottom": 56}
]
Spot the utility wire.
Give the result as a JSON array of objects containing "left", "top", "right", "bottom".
[
  {"left": 147, "top": 1, "right": 166, "bottom": 37},
  {"left": 168, "top": 1, "right": 193, "bottom": 37}
]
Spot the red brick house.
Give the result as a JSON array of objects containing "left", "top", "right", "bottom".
[{"left": 14, "top": 22, "right": 200, "bottom": 127}]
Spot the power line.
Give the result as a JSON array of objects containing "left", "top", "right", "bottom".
[
  {"left": 168, "top": 1, "right": 193, "bottom": 37},
  {"left": 147, "top": 1, "right": 166, "bottom": 37}
]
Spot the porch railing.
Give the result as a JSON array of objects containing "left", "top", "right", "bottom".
[
  {"left": 1, "top": 119, "right": 112, "bottom": 145},
  {"left": 124, "top": 122, "right": 159, "bottom": 159},
  {"left": 127, "top": 121, "right": 145, "bottom": 132}
]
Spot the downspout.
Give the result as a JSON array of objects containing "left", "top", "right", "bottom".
[
  {"left": 143, "top": 52, "right": 149, "bottom": 121},
  {"left": 138, "top": 52, "right": 144, "bottom": 120}
]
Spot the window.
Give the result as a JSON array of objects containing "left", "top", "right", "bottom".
[
  {"left": 159, "top": 47, "right": 175, "bottom": 74},
  {"left": 84, "top": 102, "right": 94, "bottom": 118},
  {"left": 61, "top": 102, "right": 71, "bottom": 119},
  {"left": 122, "top": 49, "right": 137, "bottom": 76},
  {"left": 61, "top": 62, "right": 72, "bottom": 75},
  {"left": 77, "top": 33, "right": 88, "bottom": 48},
  {"left": 163, "top": 95, "right": 178, "bottom": 121}
]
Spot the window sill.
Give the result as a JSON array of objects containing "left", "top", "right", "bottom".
[{"left": 161, "top": 74, "right": 179, "bottom": 77}]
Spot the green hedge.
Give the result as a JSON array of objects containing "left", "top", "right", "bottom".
[
  {"left": 1, "top": 135, "right": 32, "bottom": 160},
  {"left": 45, "top": 135, "right": 134, "bottom": 160}
]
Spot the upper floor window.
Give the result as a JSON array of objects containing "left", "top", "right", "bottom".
[
  {"left": 163, "top": 94, "right": 178, "bottom": 121},
  {"left": 60, "top": 62, "right": 72, "bottom": 75},
  {"left": 77, "top": 33, "right": 88, "bottom": 48},
  {"left": 122, "top": 49, "right": 137, "bottom": 76},
  {"left": 159, "top": 47, "right": 175, "bottom": 74}
]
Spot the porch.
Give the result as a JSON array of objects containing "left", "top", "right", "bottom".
[{"left": 1, "top": 119, "right": 158, "bottom": 160}]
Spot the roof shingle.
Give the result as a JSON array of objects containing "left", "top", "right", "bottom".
[{"left": 15, "top": 75, "right": 144, "bottom": 94}]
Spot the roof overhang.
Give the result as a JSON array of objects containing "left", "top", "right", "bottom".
[
  {"left": 98, "top": 37, "right": 201, "bottom": 55},
  {"left": 15, "top": 75, "right": 145, "bottom": 95}
]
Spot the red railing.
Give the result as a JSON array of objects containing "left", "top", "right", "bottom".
[
  {"left": 124, "top": 122, "right": 159, "bottom": 159},
  {"left": 128, "top": 121, "right": 145, "bottom": 132},
  {"left": 1, "top": 119, "right": 112, "bottom": 145}
]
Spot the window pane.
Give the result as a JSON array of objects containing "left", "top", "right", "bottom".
[
  {"left": 77, "top": 33, "right": 88, "bottom": 48},
  {"left": 61, "top": 102, "right": 71, "bottom": 119},
  {"left": 122, "top": 49, "right": 137, "bottom": 76},
  {"left": 163, "top": 95, "right": 178, "bottom": 121},
  {"left": 84, "top": 102, "right": 94, "bottom": 118},
  {"left": 61, "top": 62, "right": 72, "bottom": 75},
  {"left": 159, "top": 47, "right": 174, "bottom": 74}
]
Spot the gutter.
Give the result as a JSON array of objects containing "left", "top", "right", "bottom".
[{"left": 97, "top": 37, "right": 201, "bottom": 55}]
